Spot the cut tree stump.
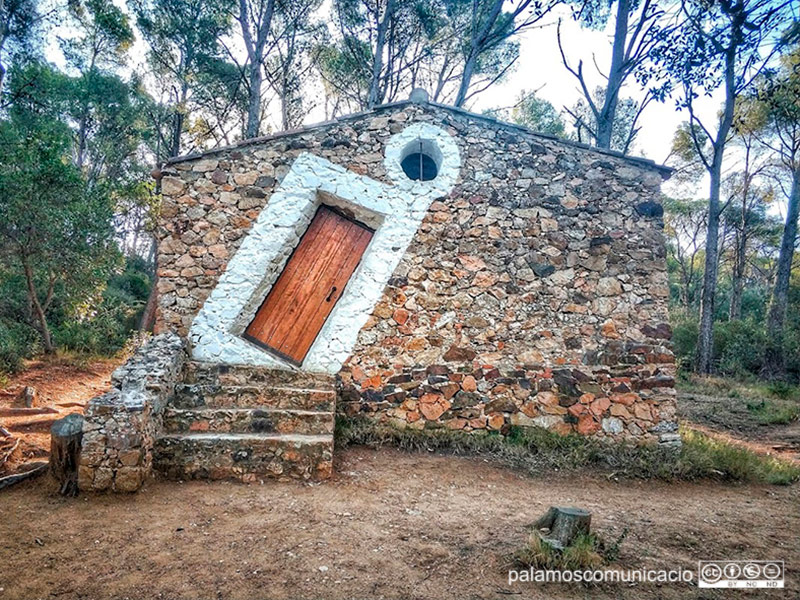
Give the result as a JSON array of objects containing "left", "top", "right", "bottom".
[
  {"left": 533, "top": 506, "right": 592, "bottom": 550},
  {"left": 50, "top": 413, "right": 84, "bottom": 496},
  {"left": 20, "top": 386, "right": 37, "bottom": 408}
]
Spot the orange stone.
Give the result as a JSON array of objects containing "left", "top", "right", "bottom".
[
  {"left": 392, "top": 308, "right": 410, "bottom": 325},
  {"left": 579, "top": 393, "right": 595, "bottom": 404},
  {"left": 462, "top": 375, "right": 478, "bottom": 392},
  {"left": 363, "top": 375, "right": 382, "bottom": 389},
  {"left": 487, "top": 413, "right": 505, "bottom": 430},
  {"left": 589, "top": 397, "right": 611, "bottom": 416},
  {"left": 419, "top": 400, "right": 448, "bottom": 421},
  {"left": 610, "top": 392, "right": 639, "bottom": 406},
  {"left": 576, "top": 414, "right": 601, "bottom": 435},
  {"left": 568, "top": 403, "right": 585, "bottom": 417}
]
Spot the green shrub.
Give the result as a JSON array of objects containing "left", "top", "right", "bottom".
[
  {"left": 0, "top": 319, "right": 38, "bottom": 375},
  {"left": 670, "top": 315, "right": 698, "bottom": 371},
  {"left": 746, "top": 400, "right": 800, "bottom": 425},
  {"left": 52, "top": 257, "right": 151, "bottom": 357},
  {"left": 713, "top": 319, "right": 767, "bottom": 377}
]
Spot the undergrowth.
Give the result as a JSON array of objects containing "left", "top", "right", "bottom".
[{"left": 336, "top": 417, "right": 800, "bottom": 485}]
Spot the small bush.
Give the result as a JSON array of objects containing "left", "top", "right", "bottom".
[
  {"left": 0, "top": 319, "right": 38, "bottom": 375},
  {"left": 746, "top": 400, "right": 800, "bottom": 425},
  {"left": 714, "top": 320, "right": 768, "bottom": 377},
  {"left": 514, "top": 533, "right": 605, "bottom": 570}
]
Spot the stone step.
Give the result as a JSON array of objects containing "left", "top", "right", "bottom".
[
  {"left": 183, "top": 361, "right": 335, "bottom": 389},
  {"left": 163, "top": 407, "right": 334, "bottom": 435},
  {"left": 173, "top": 383, "right": 335, "bottom": 411},
  {"left": 153, "top": 432, "right": 333, "bottom": 482}
]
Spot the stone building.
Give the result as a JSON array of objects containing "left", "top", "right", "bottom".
[{"left": 79, "top": 92, "right": 678, "bottom": 492}]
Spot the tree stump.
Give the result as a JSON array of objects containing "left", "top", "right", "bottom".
[
  {"left": 50, "top": 413, "right": 84, "bottom": 496},
  {"left": 533, "top": 506, "right": 592, "bottom": 550},
  {"left": 20, "top": 386, "right": 37, "bottom": 408}
]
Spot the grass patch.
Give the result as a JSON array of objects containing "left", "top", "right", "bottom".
[
  {"left": 677, "top": 373, "right": 800, "bottom": 402},
  {"left": 513, "top": 526, "right": 628, "bottom": 571},
  {"left": 514, "top": 533, "right": 604, "bottom": 570},
  {"left": 336, "top": 417, "right": 800, "bottom": 485},
  {"left": 746, "top": 400, "right": 800, "bottom": 425}
]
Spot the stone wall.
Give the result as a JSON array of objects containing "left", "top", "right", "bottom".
[
  {"left": 155, "top": 101, "right": 678, "bottom": 444},
  {"left": 79, "top": 333, "right": 185, "bottom": 491}
]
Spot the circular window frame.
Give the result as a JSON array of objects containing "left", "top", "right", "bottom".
[{"left": 384, "top": 123, "right": 460, "bottom": 193}]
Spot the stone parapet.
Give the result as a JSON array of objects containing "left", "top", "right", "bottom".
[
  {"left": 79, "top": 333, "right": 186, "bottom": 492},
  {"left": 339, "top": 359, "right": 678, "bottom": 445}
]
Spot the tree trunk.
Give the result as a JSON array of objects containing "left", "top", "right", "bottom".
[
  {"left": 596, "top": 0, "right": 630, "bottom": 149},
  {"left": 729, "top": 227, "right": 745, "bottom": 320},
  {"left": 139, "top": 238, "right": 159, "bottom": 332},
  {"left": 367, "top": 0, "right": 395, "bottom": 108},
  {"left": 533, "top": 506, "right": 592, "bottom": 550},
  {"left": 50, "top": 413, "right": 84, "bottom": 496},
  {"left": 695, "top": 48, "right": 737, "bottom": 375},
  {"left": 454, "top": 51, "right": 477, "bottom": 108},
  {"left": 245, "top": 59, "right": 263, "bottom": 138},
  {"left": 22, "top": 260, "right": 54, "bottom": 354},
  {"left": 764, "top": 165, "right": 800, "bottom": 377}
]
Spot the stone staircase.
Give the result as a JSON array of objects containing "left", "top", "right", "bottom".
[{"left": 153, "top": 362, "right": 336, "bottom": 482}]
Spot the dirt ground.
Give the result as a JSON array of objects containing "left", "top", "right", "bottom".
[
  {"left": 1, "top": 364, "right": 798, "bottom": 599},
  {"left": 1, "top": 447, "right": 797, "bottom": 600},
  {"left": 0, "top": 358, "right": 119, "bottom": 476},
  {"left": 678, "top": 391, "right": 800, "bottom": 462}
]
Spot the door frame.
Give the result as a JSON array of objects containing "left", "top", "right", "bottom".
[{"left": 241, "top": 204, "right": 375, "bottom": 367}]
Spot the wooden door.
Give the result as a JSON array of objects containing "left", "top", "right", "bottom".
[{"left": 244, "top": 206, "right": 373, "bottom": 365}]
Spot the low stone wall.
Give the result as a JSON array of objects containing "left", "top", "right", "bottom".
[
  {"left": 339, "top": 348, "right": 679, "bottom": 446},
  {"left": 79, "top": 333, "right": 186, "bottom": 492}
]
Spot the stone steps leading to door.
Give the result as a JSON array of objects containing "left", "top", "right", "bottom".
[
  {"left": 154, "top": 362, "right": 336, "bottom": 482},
  {"left": 173, "top": 383, "right": 335, "bottom": 411},
  {"left": 183, "top": 361, "right": 335, "bottom": 389},
  {"left": 162, "top": 406, "right": 335, "bottom": 435},
  {"left": 153, "top": 432, "right": 333, "bottom": 482}
]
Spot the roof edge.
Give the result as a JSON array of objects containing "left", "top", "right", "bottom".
[{"left": 165, "top": 100, "right": 673, "bottom": 179}]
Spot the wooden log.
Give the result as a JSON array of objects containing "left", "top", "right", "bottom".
[
  {"left": 50, "top": 413, "right": 84, "bottom": 496},
  {"left": 0, "top": 461, "right": 48, "bottom": 491},
  {"left": 0, "top": 407, "right": 59, "bottom": 417},
  {"left": 533, "top": 506, "right": 592, "bottom": 550}
]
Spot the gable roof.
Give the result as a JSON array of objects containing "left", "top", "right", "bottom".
[{"left": 165, "top": 98, "right": 673, "bottom": 179}]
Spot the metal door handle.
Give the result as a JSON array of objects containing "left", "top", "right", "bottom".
[{"left": 325, "top": 286, "right": 337, "bottom": 302}]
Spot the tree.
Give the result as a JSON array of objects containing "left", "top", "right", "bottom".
[
  {"left": 484, "top": 90, "right": 566, "bottom": 137},
  {"left": 650, "top": 0, "right": 793, "bottom": 374},
  {"left": 0, "top": 69, "right": 117, "bottom": 353},
  {"left": 322, "top": 0, "right": 441, "bottom": 111},
  {"left": 0, "top": 0, "right": 41, "bottom": 90},
  {"left": 559, "top": 0, "right": 664, "bottom": 150},
  {"left": 454, "top": 0, "right": 557, "bottom": 107},
  {"left": 61, "top": 0, "right": 135, "bottom": 169},
  {"left": 663, "top": 195, "right": 707, "bottom": 310},
  {"left": 567, "top": 86, "right": 643, "bottom": 152},
  {"left": 133, "top": 0, "right": 234, "bottom": 158},
  {"left": 756, "top": 44, "right": 800, "bottom": 376},
  {"left": 721, "top": 115, "right": 772, "bottom": 320},
  {"left": 263, "top": 0, "right": 324, "bottom": 130},
  {"left": 236, "top": 0, "right": 276, "bottom": 138}
]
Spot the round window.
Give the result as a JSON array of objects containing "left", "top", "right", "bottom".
[{"left": 401, "top": 152, "right": 439, "bottom": 181}]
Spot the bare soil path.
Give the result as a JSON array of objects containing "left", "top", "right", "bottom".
[
  {"left": 0, "top": 447, "right": 797, "bottom": 600},
  {"left": 679, "top": 391, "right": 800, "bottom": 462},
  {"left": 0, "top": 358, "right": 118, "bottom": 476}
]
